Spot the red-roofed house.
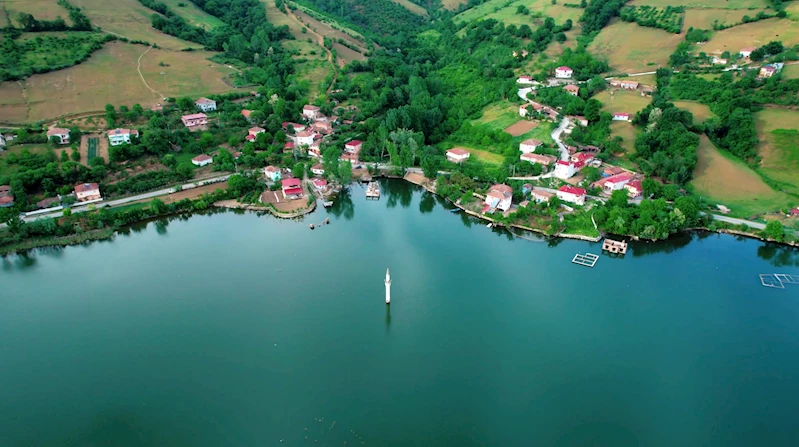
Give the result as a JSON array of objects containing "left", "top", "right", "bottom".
[
  {"left": 0, "top": 195, "right": 14, "bottom": 207},
  {"left": 241, "top": 109, "right": 252, "bottom": 120},
  {"left": 557, "top": 185, "right": 586, "bottom": 205},
  {"left": 295, "top": 130, "right": 317, "bottom": 147},
  {"left": 47, "top": 128, "right": 70, "bottom": 145},
  {"left": 520, "top": 139, "right": 542, "bottom": 153},
  {"left": 282, "top": 122, "right": 306, "bottom": 133},
  {"left": 264, "top": 166, "right": 282, "bottom": 182},
  {"left": 232, "top": 151, "right": 241, "bottom": 160},
  {"left": 308, "top": 142, "right": 322, "bottom": 158},
  {"left": 760, "top": 65, "right": 777, "bottom": 78},
  {"left": 107, "top": 128, "right": 138, "bottom": 146},
  {"left": 191, "top": 154, "right": 213, "bottom": 167},
  {"left": 531, "top": 188, "right": 554, "bottom": 203},
  {"left": 594, "top": 172, "right": 634, "bottom": 194},
  {"left": 521, "top": 153, "right": 557, "bottom": 166},
  {"left": 555, "top": 66, "right": 573, "bottom": 79},
  {"left": 303, "top": 104, "right": 321, "bottom": 120},
  {"left": 568, "top": 115, "right": 588, "bottom": 127},
  {"left": 790, "top": 207, "right": 799, "bottom": 216},
  {"left": 612, "top": 112, "right": 630, "bottom": 121},
  {"left": 311, "top": 163, "right": 325, "bottom": 176},
  {"left": 312, "top": 178, "right": 328, "bottom": 190},
  {"left": 181, "top": 113, "right": 207, "bottom": 129},
  {"left": 281, "top": 177, "right": 303, "bottom": 199},
  {"left": 516, "top": 75, "right": 534, "bottom": 84},
  {"left": 246, "top": 127, "right": 265, "bottom": 142},
  {"left": 563, "top": 84, "right": 580, "bottom": 96},
  {"left": 74, "top": 182, "right": 101, "bottom": 202},
  {"left": 553, "top": 160, "right": 584, "bottom": 179},
  {"left": 571, "top": 152, "right": 595, "bottom": 164},
  {"left": 345, "top": 140, "right": 363, "bottom": 153},
  {"left": 283, "top": 141, "right": 295, "bottom": 152},
  {"left": 195, "top": 97, "right": 216, "bottom": 112},
  {"left": 446, "top": 148, "right": 470, "bottom": 163},
  {"left": 484, "top": 184, "right": 513, "bottom": 212},
  {"left": 624, "top": 179, "right": 643, "bottom": 198}
]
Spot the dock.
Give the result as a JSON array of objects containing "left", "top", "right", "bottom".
[
  {"left": 366, "top": 182, "right": 380, "bottom": 199},
  {"left": 760, "top": 273, "right": 799, "bottom": 289},
  {"left": 602, "top": 238, "right": 628, "bottom": 255},
  {"left": 572, "top": 253, "right": 599, "bottom": 267}
]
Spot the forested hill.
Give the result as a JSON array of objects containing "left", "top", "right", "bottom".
[{"left": 289, "top": 0, "right": 427, "bottom": 40}]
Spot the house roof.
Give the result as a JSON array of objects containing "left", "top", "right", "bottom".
[
  {"left": 532, "top": 189, "right": 554, "bottom": 198},
  {"left": 312, "top": 179, "right": 327, "bottom": 187},
  {"left": 37, "top": 197, "right": 59, "bottom": 208},
  {"left": 312, "top": 163, "right": 324, "bottom": 171},
  {"left": 245, "top": 134, "right": 255, "bottom": 141},
  {"left": 790, "top": 207, "right": 799, "bottom": 215},
  {"left": 489, "top": 184, "right": 513, "bottom": 197},
  {"left": 182, "top": 113, "right": 207, "bottom": 120},
  {"left": 249, "top": 126, "right": 265, "bottom": 133},
  {"left": 282, "top": 177, "right": 301, "bottom": 187},
  {"left": 47, "top": 127, "right": 69, "bottom": 136},
  {"left": 596, "top": 172, "right": 634, "bottom": 187},
  {"left": 486, "top": 191, "right": 505, "bottom": 202},
  {"left": 346, "top": 140, "right": 363, "bottom": 147},
  {"left": 108, "top": 128, "right": 137, "bottom": 136},
  {"left": 283, "top": 141, "right": 294, "bottom": 148},
  {"left": 0, "top": 195, "right": 14, "bottom": 205},
  {"left": 521, "top": 139, "right": 542, "bottom": 146},
  {"left": 556, "top": 160, "right": 571, "bottom": 166},
  {"left": 613, "top": 112, "right": 629, "bottom": 117},
  {"left": 195, "top": 97, "right": 215, "bottom": 105},
  {"left": 625, "top": 180, "right": 643, "bottom": 191},
  {"left": 521, "top": 153, "right": 555, "bottom": 164},
  {"left": 447, "top": 148, "right": 470, "bottom": 156},
  {"left": 557, "top": 66, "right": 572, "bottom": 71},
  {"left": 192, "top": 154, "right": 212, "bottom": 162},
  {"left": 303, "top": 104, "right": 320, "bottom": 111},
  {"left": 0, "top": 185, "right": 11, "bottom": 193},
  {"left": 265, "top": 166, "right": 280, "bottom": 173},
  {"left": 564, "top": 84, "right": 580, "bottom": 92},
  {"left": 558, "top": 185, "right": 586, "bottom": 195},
  {"left": 572, "top": 152, "right": 594, "bottom": 163},
  {"left": 297, "top": 130, "right": 315, "bottom": 138},
  {"left": 233, "top": 151, "right": 242, "bottom": 159},
  {"left": 241, "top": 109, "right": 252, "bottom": 118},
  {"left": 762, "top": 65, "right": 777, "bottom": 72},
  {"left": 74, "top": 182, "right": 99, "bottom": 193},
  {"left": 283, "top": 187, "right": 303, "bottom": 196}
]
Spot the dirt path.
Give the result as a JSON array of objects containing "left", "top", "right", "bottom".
[
  {"left": 285, "top": 6, "right": 340, "bottom": 93},
  {"left": 137, "top": 45, "right": 164, "bottom": 100}
]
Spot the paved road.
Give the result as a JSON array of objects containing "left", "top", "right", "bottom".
[
  {"left": 2, "top": 174, "right": 232, "bottom": 228},
  {"left": 551, "top": 117, "right": 571, "bottom": 161},
  {"left": 701, "top": 212, "right": 766, "bottom": 230}
]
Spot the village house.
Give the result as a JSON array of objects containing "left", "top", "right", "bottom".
[
  {"left": 620, "top": 80, "right": 638, "bottom": 90},
  {"left": 312, "top": 178, "right": 328, "bottom": 191},
  {"left": 281, "top": 177, "right": 303, "bottom": 199},
  {"left": 283, "top": 141, "right": 295, "bottom": 153},
  {"left": 624, "top": 179, "right": 643, "bottom": 198},
  {"left": 516, "top": 75, "right": 534, "bottom": 84},
  {"left": 241, "top": 109, "right": 252, "bottom": 121},
  {"left": 74, "top": 182, "right": 101, "bottom": 202},
  {"left": 602, "top": 166, "right": 624, "bottom": 177},
  {"left": 345, "top": 140, "right": 363, "bottom": 154},
  {"left": 760, "top": 64, "right": 778, "bottom": 78},
  {"left": 0, "top": 185, "right": 14, "bottom": 208},
  {"left": 555, "top": 66, "right": 573, "bottom": 79},
  {"left": 295, "top": 130, "right": 317, "bottom": 147},
  {"left": 245, "top": 126, "right": 265, "bottom": 142},
  {"left": 311, "top": 121, "right": 334, "bottom": 135},
  {"left": 740, "top": 47, "right": 756, "bottom": 58},
  {"left": 46, "top": 128, "right": 70, "bottom": 145},
  {"left": 195, "top": 97, "right": 217, "bottom": 112},
  {"left": 557, "top": 185, "right": 586, "bottom": 206},
  {"left": 712, "top": 56, "right": 728, "bottom": 65},
  {"left": 191, "top": 154, "right": 213, "bottom": 167},
  {"left": 519, "top": 139, "right": 542, "bottom": 153},
  {"left": 520, "top": 153, "right": 557, "bottom": 166},
  {"left": 531, "top": 188, "right": 554, "bottom": 203},
  {"left": 612, "top": 112, "right": 630, "bottom": 121},
  {"left": 308, "top": 142, "right": 322, "bottom": 158},
  {"left": 302, "top": 104, "right": 321, "bottom": 120},
  {"left": 107, "top": 128, "right": 138, "bottom": 146},
  {"left": 232, "top": 151, "right": 241, "bottom": 160},
  {"left": 594, "top": 172, "right": 635, "bottom": 194},
  {"left": 553, "top": 160, "right": 584, "bottom": 179},
  {"left": 570, "top": 152, "right": 595, "bottom": 165},
  {"left": 483, "top": 184, "right": 513, "bottom": 213},
  {"left": 181, "top": 113, "right": 207, "bottom": 129},
  {"left": 563, "top": 84, "right": 580, "bottom": 96},
  {"left": 0, "top": 132, "right": 6, "bottom": 148},
  {"left": 311, "top": 163, "right": 325, "bottom": 176},
  {"left": 568, "top": 115, "right": 588, "bottom": 127},
  {"left": 446, "top": 148, "right": 471, "bottom": 163},
  {"left": 264, "top": 166, "right": 282, "bottom": 182},
  {"left": 282, "top": 122, "right": 306, "bottom": 133}
]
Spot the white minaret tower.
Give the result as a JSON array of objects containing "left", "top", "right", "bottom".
[{"left": 385, "top": 268, "right": 391, "bottom": 305}]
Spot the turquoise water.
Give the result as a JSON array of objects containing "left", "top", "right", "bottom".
[{"left": 3, "top": 180, "right": 799, "bottom": 446}]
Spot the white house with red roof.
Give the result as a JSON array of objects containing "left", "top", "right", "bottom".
[
  {"left": 241, "top": 109, "right": 252, "bottom": 120},
  {"left": 281, "top": 177, "right": 303, "bottom": 199},
  {"left": 521, "top": 153, "right": 557, "bottom": 166},
  {"left": 740, "top": 47, "right": 756, "bottom": 58},
  {"left": 345, "top": 140, "right": 363, "bottom": 154},
  {"left": 0, "top": 185, "right": 14, "bottom": 207},
  {"left": 624, "top": 179, "right": 643, "bottom": 198},
  {"left": 760, "top": 65, "right": 778, "bottom": 78},
  {"left": 308, "top": 142, "right": 322, "bottom": 158},
  {"left": 516, "top": 75, "right": 534, "bottom": 84},
  {"left": 191, "top": 154, "right": 213, "bottom": 167},
  {"left": 446, "top": 148, "right": 470, "bottom": 163},
  {"left": 107, "top": 128, "right": 138, "bottom": 146},
  {"left": 282, "top": 122, "right": 306, "bottom": 133},
  {"left": 311, "top": 163, "right": 325, "bottom": 176},
  {"left": 553, "top": 160, "right": 584, "bottom": 179},
  {"left": 312, "top": 178, "right": 328, "bottom": 191},
  {"left": 594, "top": 172, "right": 635, "bottom": 194},
  {"left": 483, "top": 184, "right": 513, "bottom": 213},
  {"left": 47, "top": 128, "right": 70, "bottom": 145},
  {"left": 612, "top": 112, "right": 630, "bottom": 121},
  {"left": 295, "top": 130, "right": 317, "bottom": 147},
  {"left": 181, "top": 113, "right": 207, "bottom": 129},
  {"left": 263, "top": 166, "right": 282, "bottom": 182},
  {"left": 74, "top": 182, "right": 101, "bottom": 202},
  {"left": 557, "top": 185, "right": 586, "bottom": 205},
  {"left": 570, "top": 152, "right": 595, "bottom": 164},
  {"left": 563, "top": 84, "right": 580, "bottom": 96},
  {"left": 245, "top": 126, "right": 265, "bottom": 142},
  {"left": 555, "top": 66, "right": 573, "bottom": 79},
  {"left": 519, "top": 139, "right": 542, "bottom": 153},
  {"left": 531, "top": 188, "right": 554, "bottom": 203},
  {"left": 195, "top": 97, "right": 216, "bottom": 112},
  {"left": 302, "top": 104, "right": 321, "bottom": 120}
]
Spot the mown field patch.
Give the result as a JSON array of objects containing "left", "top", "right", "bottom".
[
  {"left": 702, "top": 18, "right": 799, "bottom": 54},
  {"left": 595, "top": 89, "right": 652, "bottom": 116},
  {"left": 455, "top": 0, "right": 582, "bottom": 29},
  {"left": 782, "top": 64, "right": 799, "bottom": 79},
  {"left": 2, "top": 0, "right": 70, "bottom": 26},
  {"left": 610, "top": 120, "right": 638, "bottom": 153},
  {"left": 629, "top": 0, "right": 768, "bottom": 7},
  {"left": 683, "top": 8, "right": 766, "bottom": 30},
  {"left": 691, "top": 135, "right": 793, "bottom": 217},
  {"left": 756, "top": 108, "right": 799, "bottom": 194},
  {"left": 588, "top": 20, "right": 682, "bottom": 73},
  {"left": 442, "top": 0, "right": 467, "bottom": 10},
  {"left": 160, "top": 0, "right": 225, "bottom": 29},
  {"left": 674, "top": 100, "right": 714, "bottom": 124},
  {"left": 388, "top": 0, "right": 428, "bottom": 15}
]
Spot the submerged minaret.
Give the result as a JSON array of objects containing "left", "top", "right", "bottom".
[{"left": 385, "top": 268, "right": 391, "bottom": 305}]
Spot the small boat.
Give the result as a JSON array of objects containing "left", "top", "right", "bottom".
[
  {"left": 449, "top": 208, "right": 460, "bottom": 213},
  {"left": 486, "top": 223, "right": 493, "bottom": 228}
]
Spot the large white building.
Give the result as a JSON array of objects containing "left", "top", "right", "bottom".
[
  {"left": 519, "top": 139, "right": 542, "bottom": 154},
  {"left": 555, "top": 66, "right": 573, "bottom": 79},
  {"left": 0, "top": 132, "right": 6, "bottom": 149},
  {"left": 107, "top": 128, "right": 139, "bottom": 146},
  {"left": 195, "top": 97, "right": 217, "bottom": 112},
  {"left": 446, "top": 148, "right": 470, "bottom": 163},
  {"left": 557, "top": 185, "right": 586, "bottom": 206},
  {"left": 553, "top": 160, "right": 584, "bottom": 179}
]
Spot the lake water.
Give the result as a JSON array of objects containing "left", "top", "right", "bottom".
[{"left": 3, "top": 180, "right": 799, "bottom": 447}]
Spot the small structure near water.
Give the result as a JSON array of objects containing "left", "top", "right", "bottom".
[
  {"left": 366, "top": 182, "right": 380, "bottom": 199},
  {"left": 760, "top": 274, "right": 799, "bottom": 289},
  {"left": 602, "top": 238, "right": 628, "bottom": 255},
  {"left": 572, "top": 253, "right": 599, "bottom": 267}
]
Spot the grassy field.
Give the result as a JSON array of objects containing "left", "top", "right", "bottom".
[
  {"left": 472, "top": 101, "right": 555, "bottom": 144},
  {"left": 755, "top": 108, "right": 799, "bottom": 194},
  {"left": 0, "top": 82, "right": 29, "bottom": 123},
  {"left": 782, "top": 64, "right": 799, "bottom": 79},
  {"left": 588, "top": 20, "right": 682, "bottom": 73},
  {"left": 629, "top": 0, "right": 768, "bottom": 7},
  {"left": 683, "top": 8, "right": 766, "bottom": 30},
  {"left": 674, "top": 100, "right": 714, "bottom": 124},
  {"left": 595, "top": 89, "right": 652, "bottom": 115},
  {"left": 1, "top": 0, "right": 70, "bottom": 26},
  {"left": 295, "top": 60, "right": 333, "bottom": 98},
  {"left": 0, "top": 42, "right": 238, "bottom": 124},
  {"left": 455, "top": 0, "right": 582, "bottom": 28},
  {"left": 75, "top": 0, "right": 205, "bottom": 50},
  {"left": 690, "top": 135, "right": 794, "bottom": 217},
  {"left": 702, "top": 18, "right": 799, "bottom": 54},
  {"left": 160, "top": 0, "right": 225, "bottom": 29},
  {"left": 463, "top": 146, "right": 505, "bottom": 165},
  {"left": 610, "top": 120, "right": 638, "bottom": 153},
  {"left": 442, "top": 0, "right": 467, "bottom": 9},
  {"left": 87, "top": 137, "right": 99, "bottom": 161},
  {"left": 0, "top": 144, "right": 52, "bottom": 178},
  {"left": 389, "top": 0, "right": 428, "bottom": 15},
  {"left": 292, "top": 9, "right": 368, "bottom": 64}
]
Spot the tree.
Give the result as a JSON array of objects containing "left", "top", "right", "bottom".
[
  {"left": 149, "top": 198, "right": 166, "bottom": 214},
  {"left": 71, "top": 149, "right": 80, "bottom": 162},
  {"left": 105, "top": 104, "right": 117, "bottom": 128},
  {"left": 338, "top": 160, "right": 353, "bottom": 184},
  {"left": 161, "top": 153, "right": 177, "bottom": 168},
  {"left": 421, "top": 155, "right": 438, "bottom": 179},
  {"left": 199, "top": 132, "right": 215, "bottom": 150},
  {"left": 764, "top": 220, "right": 785, "bottom": 242},
  {"left": 177, "top": 164, "right": 194, "bottom": 180},
  {"left": 60, "top": 150, "right": 69, "bottom": 162}
]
